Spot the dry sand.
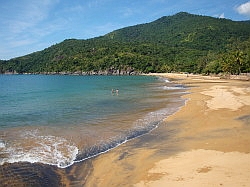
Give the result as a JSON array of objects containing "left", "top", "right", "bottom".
[
  {"left": 85, "top": 73, "right": 250, "bottom": 187},
  {"left": 136, "top": 150, "right": 250, "bottom": 187}
]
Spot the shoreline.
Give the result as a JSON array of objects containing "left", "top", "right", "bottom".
[
  {"left": 85, "top": 73, "right": 250, "bottom": 186},
  {"left": 1, "top": 73, "right": 249, "bottom": 186}
]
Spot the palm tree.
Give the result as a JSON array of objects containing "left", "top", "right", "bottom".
[{"left": 233, "top": 50, "right": 245, "bottom": 75}]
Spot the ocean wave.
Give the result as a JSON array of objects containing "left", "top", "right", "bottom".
[
  {"left": 75, "top": 121, "right": 159, "bottom": 163},
  {"left": 157, "top": 77, "right": 170, "bottom": 83},
  {"left": 0, "top": 75, "right": 186, "bottom": 169},
  {"left": 162, "top": 85, "right": 185, "bottom": 90},
  {"left": 0, "top": 114, "right": 163, "bottom": 169},
  {"left": 0, "top": 130, "right": 78, "bottom": 168},
  {"left": 0, "top": 140, "right": 5, "bottom": 148},
  {"left": 0, "top": 99, "right": 184, "bottom": 169},
  {"left": 74, "top": 105, "right": 181, "bottom": 165}
]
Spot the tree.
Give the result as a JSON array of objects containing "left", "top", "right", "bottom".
[{"left": 233, "top": 50, "right": 245, "bottom": 74}]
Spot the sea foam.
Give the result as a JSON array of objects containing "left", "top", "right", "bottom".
[
  {"left": 0, "top": 130, "right": 79, "bottom": 168},
  {"left": 0, "top": 101, "right": 184, "bottom": 169},
  {"left": 0, "top": 140, "right": 5, "bottom": 148},
  {"left": 163, "top": 85, "right": 185, "bottom": 90}
]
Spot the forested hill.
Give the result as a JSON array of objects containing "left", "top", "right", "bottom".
[{"left": 1, "top": 12, "right": 250, "bottom": 75}]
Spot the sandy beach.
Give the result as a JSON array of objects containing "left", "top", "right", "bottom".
[{"left": 85, "top": 73, "right": 250, "bottom": 187}]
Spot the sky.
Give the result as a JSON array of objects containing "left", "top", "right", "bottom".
[{"left": 0, "top": 0, "right": 250, "bottom": 60}]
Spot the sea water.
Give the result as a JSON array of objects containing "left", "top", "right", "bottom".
[{"left": 0, "top": 75, "right": 186, "bottom": 168}]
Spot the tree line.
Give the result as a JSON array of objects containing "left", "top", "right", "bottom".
[{"left": 0, "top": 12, "right": 249, "bottom": 75}]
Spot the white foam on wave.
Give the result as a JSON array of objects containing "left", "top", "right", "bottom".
[
  {"left": 75, "top": 90, "right": 186, "bottom": 165},
  {"left": 0, "top": 130, "right": 79, "bottom": 168},
  {"left": 163, "top": 85, "right": 185, "bottom": 90},
  {"left": 158, "top": 77, "right": 170, "bottom": 83},
  {"left": 0, "top": 140, "right": 5, "bottom": 148},
  {"left": 0, "top": 85, "right": 187, "bottom": 169},
  {"left": 73, "top": 107, "right": 178, "bottom": 164}
]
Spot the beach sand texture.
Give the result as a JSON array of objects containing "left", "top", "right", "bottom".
[
  {"left": 135, "top": 150, "right": 250, "bottom": 187},
  {"left": 86, "top": 73, "right": 250, "bottom": 187}
]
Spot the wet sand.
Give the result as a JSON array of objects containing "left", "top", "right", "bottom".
[{"left": 85, "top": 73, "right": 250, "bottom": 187}]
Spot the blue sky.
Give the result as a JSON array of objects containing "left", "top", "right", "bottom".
[{"left": 1, "top": 0, "right": 250, "bottom": 60}]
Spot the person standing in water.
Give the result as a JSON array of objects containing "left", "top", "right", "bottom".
[{"left": 111, "top": 89, "right": 119, "bottom": 95}]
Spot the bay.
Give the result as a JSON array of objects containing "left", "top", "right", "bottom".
[{"left": 0, "top": 75, "right": 186, "bottom": 168}]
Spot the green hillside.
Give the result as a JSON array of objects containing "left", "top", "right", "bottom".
[{"left": 1, "top": 12, "right": 250, "bottom": 75}]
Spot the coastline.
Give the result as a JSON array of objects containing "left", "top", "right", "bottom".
[
  {"left": 85, "top": 73, "right": 250, "bottom": 186},
  {"left": 1, "top": 73, "right": 249, "bottom": 186}
]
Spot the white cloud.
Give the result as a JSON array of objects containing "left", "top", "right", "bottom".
[
  {"left": 219, "top": 13, "right": 225, "bottom": 18},
  {"left": 1, "top": 0, "right": 60, "bottom": 36},
  {"left": 0, "top": 0, "right": 62, "bottom": 59},
  {"left": 212, "top": 13, "right": 225, "bottom": 19},
  {"left": 236, "top": 1, "right": 250, "bottom": 17}
]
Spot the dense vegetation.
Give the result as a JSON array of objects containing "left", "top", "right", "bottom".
[{"left": 1, "top": 12, "right": 250, "bottom": 75}]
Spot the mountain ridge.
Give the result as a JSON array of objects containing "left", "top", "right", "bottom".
[{"left": 1, "top": 12, "right": 250, "bottom": 74}]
